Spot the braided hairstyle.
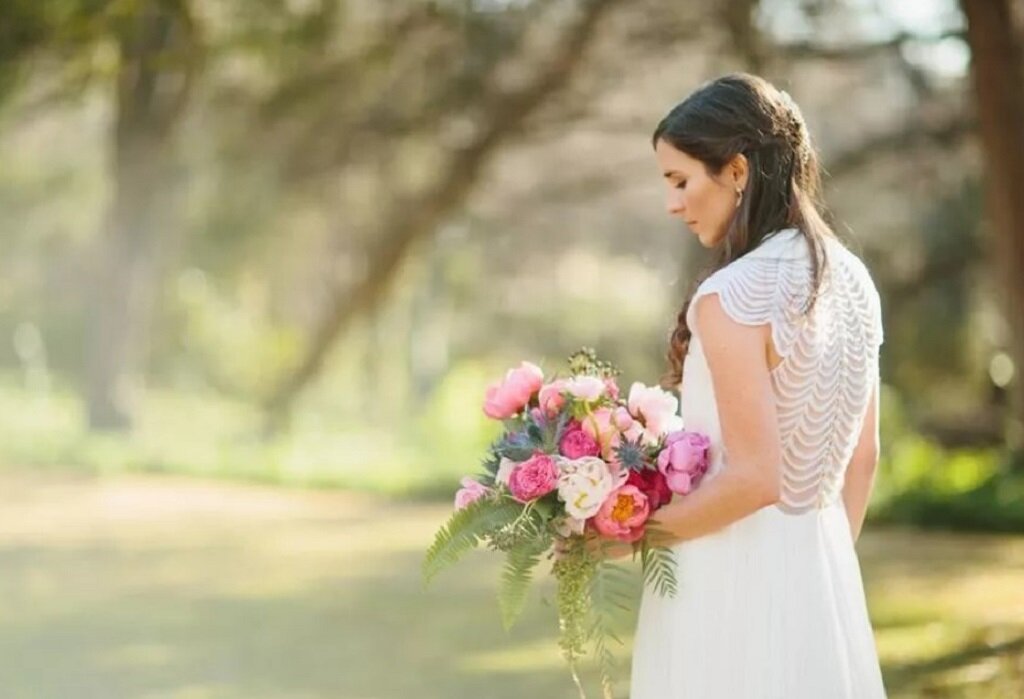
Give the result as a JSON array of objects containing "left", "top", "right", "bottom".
[{"left": 655, "top": 73, "right": 834, "bottom": 391}]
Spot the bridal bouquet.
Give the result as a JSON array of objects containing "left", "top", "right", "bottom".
[{"left": 422, "top": 348, "right": 711, "bottom": 698}]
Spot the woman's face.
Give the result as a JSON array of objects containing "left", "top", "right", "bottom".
[{"left": 654, "top": 138, "right": 747, "bottom": 248}]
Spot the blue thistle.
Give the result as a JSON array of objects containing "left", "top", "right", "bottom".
[{"left": 614, "top": 437, "right": 653, "bottom": 471}]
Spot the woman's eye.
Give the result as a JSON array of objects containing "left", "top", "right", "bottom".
[{"left": 675, "top": 181, "right": 687, "bottom": 190}]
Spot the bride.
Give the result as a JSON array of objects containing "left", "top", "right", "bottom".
[{"left": 627, "top": 73, "right": 888, "bottom": 698}]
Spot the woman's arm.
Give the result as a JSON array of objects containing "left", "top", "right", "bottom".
[
  {"left": 653, "top": 293, "right": 782, "bottom": 543},
  {"left": 842, "top": 376, "right": 880, "bottom": 542}
]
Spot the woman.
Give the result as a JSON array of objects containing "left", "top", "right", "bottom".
[{"left": 629, "top": 73, "right": 887, "bottom": 697}]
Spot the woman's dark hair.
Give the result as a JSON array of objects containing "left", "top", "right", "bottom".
[{"left": 654, "top": 72, "right": 834, "bottom": 390}]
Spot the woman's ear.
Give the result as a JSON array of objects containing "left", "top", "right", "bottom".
[{"left": 729, "top": 153, "right": 749, "bottom": 190}]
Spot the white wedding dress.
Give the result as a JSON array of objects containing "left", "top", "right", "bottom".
[{"left": 630, "top": 227, "right": 888, "bottom": 698}]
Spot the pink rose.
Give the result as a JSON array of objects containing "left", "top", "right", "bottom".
[
  {"left": 656, "top": 430, "right": 711, "bottom": 495},
  {"left": 507, "top": 452, "right": 559, "bottom": 503},
  {"left": 538, "top": 379, "right": 570, "bottom": 417},
  {"left": 454, "top": 476, "right": 490, "bottom": 510},
  {"left": 483, "top": 361, "right": 545, "bottom": 419},
  {"left": 559, "top": 420, "right": 601, "bottom": 459},
  {"left": 593, "top": 485, "right": 651, "bottom": 542}
]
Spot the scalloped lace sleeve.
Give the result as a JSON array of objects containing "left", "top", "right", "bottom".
[{"left": 686, "top": 255, "right": 812, "bottom": 361}]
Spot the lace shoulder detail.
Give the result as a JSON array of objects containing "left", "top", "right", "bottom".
[{"left": 686, "top": 229, "right": 813, "bottom": 360}]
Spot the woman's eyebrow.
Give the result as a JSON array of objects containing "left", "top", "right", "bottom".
[{"left": 663, "top": 170, "right": 684, "bottom": 178}]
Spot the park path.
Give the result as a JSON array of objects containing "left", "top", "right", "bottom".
[{"left": 0, "top": 469, "right": 1021, "bottom": 698}]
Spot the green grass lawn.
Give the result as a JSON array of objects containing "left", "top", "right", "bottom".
[{"left": 0, "top": 468, "right": 1021, "bottom": 698}]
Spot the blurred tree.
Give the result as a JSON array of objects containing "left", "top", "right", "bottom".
[
  {"left": 0, "top": 0, "right": 200, "bottom": 430},
  {"left": 261, "top": 0, "right": 617, "bottom": 429},
  {"left": 959, "top": 0, "right": 1024, "bottom": 458},
  {"left": 84, "top": 0, "right": 199, "bottom": 430}
]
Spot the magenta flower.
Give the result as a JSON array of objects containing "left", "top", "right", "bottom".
[
  {"left": 559, "top": 421, "right": 601, "bottom": 459},
  {"left": 656, "top": 430, "right": 711, "bottom": 495}
]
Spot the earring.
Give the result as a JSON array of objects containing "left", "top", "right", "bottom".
[{"left": 735, "top": 187, "right": 743, "bottom": 209}]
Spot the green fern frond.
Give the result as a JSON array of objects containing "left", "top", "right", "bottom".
[
  {"left": 498, "top": 546, "right": 543, "bottom": 630},
  {"left": 588, "top": 560, "right": 632, "bottom": 698},
  {"left": 639, "top": 534, "right": 679, "bottom": 599},
  {"left": 422, "top": 498, "right": 522, "bottom": 584}
]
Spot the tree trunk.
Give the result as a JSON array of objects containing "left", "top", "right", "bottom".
[
  {"left": 960, "top": 0, "right": 1024, "bottom": 456},
  {"left": 84, "top": 1, "right": 195, "bottom": 431}
]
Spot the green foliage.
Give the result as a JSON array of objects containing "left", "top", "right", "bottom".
[
  {"left": 588, "top": 560, "right": 633, "bottom": 698},
  {"left": 494, "top": 430, "right": 541, "bottom": 462},
  {"left": 567, "top": 347, "right": 620, "bottom": 381},
  {"left": 549, "top": 541, "right": 643, "bottom": 699},
  {"left": 640, "top": 533, "right": 679, "bottom": 598},
  {"left": 421, "top": 497, "right": 522, "bottom": 584},
  {"left": 867, "top": 402, "right": 1024, "bottom": 532},
  {"left": 552, "top": 545, "right": 597, "bottom": 668},
  {"left": 498, "top": 545, "right": 545, "bottom": 631}
]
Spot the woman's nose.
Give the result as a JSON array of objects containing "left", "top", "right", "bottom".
[{"left": 666, "top": 190, "right": 685, "bottom": 216}]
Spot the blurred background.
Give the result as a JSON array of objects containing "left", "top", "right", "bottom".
[{"left": 1, "top": 0, "right": 1023, "bottom": 697}]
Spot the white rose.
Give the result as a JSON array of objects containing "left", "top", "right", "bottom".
[{"left": 557, "top": 456, "right": 615, "bottom": 520}]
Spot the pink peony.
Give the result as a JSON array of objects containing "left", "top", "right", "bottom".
[
  {"left": 483, "top": 361, "right": 545, "bottom": 419},
  {"left": 593, "top": 485, "right": 651, "bottom": 542},
  {"left": 627, "top": 382, "right": 684, "bottom": 444},
  {"left": 454, "top": 476, "right": 490, "bottom": 510},
  {"left": 538, "top": 379, "right": 570, "bottom": 417},
  {"left": 656, "top": 430, "right": 711, "bottom": 495},
  {"left": 559, "top": 420, "right": 602, "bottom": 459},
  {"left": 507, "top": 452, "right": 560, "bottom": 503}
]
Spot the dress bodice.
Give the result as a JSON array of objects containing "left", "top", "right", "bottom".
[{"left": 678, "top": 227, "right": 884, "bottom": 513}]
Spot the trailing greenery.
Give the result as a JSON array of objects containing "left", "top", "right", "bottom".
[{"left": 552, "top": 543, "right": 598, "bottom": 698}]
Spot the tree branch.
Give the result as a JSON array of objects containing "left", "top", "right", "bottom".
[
  {"left": 263, "top": 0, "right": 617, "bottom": 427},
  {"left": 778, "top": 28, "right": 966, "bottom": 62}
]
